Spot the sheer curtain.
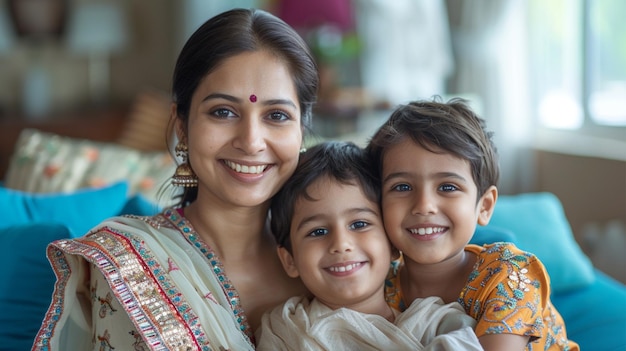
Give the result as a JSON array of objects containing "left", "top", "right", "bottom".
[
  {"left": 354, "top": 0, "right": 453, "bottom": 105},
  {"left": 446, "top": 0, "right": 534, "bottom": 194}
]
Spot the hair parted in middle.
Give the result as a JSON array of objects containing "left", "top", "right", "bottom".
[{"left": 169, "top": 8, "right": 320, "bottom": 206}]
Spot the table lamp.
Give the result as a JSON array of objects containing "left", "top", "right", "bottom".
[{"left": 65, "top": 2, "right": 128, "bottom": 105}]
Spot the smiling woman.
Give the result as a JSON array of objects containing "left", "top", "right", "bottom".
[{"left": 31, "top": 8, "right": 319, "bottom": 351}]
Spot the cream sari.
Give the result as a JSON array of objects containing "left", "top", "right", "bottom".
[{"left": 32, "top": 208, "right": 255, "bottom": 351}]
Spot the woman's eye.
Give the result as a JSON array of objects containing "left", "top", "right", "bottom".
[
  {"left": 439, "top": 184, "right": 459, "bottom": 192},
  {"left": 267, "top": 111, "right": 291, "bottom": 122},
  {"left": 349, "top": 221, "right": 369, "bottom": 230},
  {"left": 307, "top": 228, "right": 328, "bottom": 237},
  {"left": 392, "top": 183, "right": 411, "bottom": 192},
  {"left": 211, "top": 108, "right": 236, "bottom": 119}
]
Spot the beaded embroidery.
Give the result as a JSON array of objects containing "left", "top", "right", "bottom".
[
  {"left": 35, "top": 225, "right": 212, "bottom": 351},
  {"left": 33, "top": 211, "right": 255, "bottom": 351},
  {"left": 162, "top": 208, "right": 254, "bottom": 343}
]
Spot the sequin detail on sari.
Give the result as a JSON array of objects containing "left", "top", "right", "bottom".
[
  {"left": 36, "top": 227, "right": 210, "bottom": 350},
  {"left": 163, "top": 208, "right": 254, "bottom": 344}
]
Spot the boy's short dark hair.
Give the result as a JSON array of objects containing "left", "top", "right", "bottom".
[
  {"left": 270, "top": 141, "right": 380, "bottom": 252},
  {"left": 366, "top": 97, "right": 499, "bottom": 199}
]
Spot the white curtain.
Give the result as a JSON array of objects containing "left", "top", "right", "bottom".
[
  {"left": 354, "top": 0, "right": 454, "bottom": 105},
  {"left": 180, "top": 0, "right": 260, "bottom": 45},
  {"left": 447, "top": 0, "right": 534, "bottom": 194}
]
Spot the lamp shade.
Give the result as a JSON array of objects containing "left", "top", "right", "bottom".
[{"left": 66, "top": 2, "right": 128, "bottom": 54}]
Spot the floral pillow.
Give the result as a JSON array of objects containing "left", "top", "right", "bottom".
[{"left": 4, "top": 129, "right": 177, "bottom": 205}]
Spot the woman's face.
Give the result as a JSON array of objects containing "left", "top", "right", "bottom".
[{"left": 184, "top": 50, "right": 303, "bottom": 208}]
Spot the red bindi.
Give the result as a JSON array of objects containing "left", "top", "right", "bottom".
[{"left": 249, "top": 94, "right": 257, "bottom": 103}]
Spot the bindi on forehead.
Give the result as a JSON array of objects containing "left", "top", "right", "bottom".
[{"left": 249, "top": 94, "right": 257, "bottom": 103}]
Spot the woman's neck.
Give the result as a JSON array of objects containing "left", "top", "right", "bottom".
[{"left": 182, "top": 197, "right": 272, "bottom": 261}]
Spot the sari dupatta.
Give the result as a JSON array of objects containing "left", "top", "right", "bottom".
[{"left": 33, "top": 208, "right": 255, "bottom": 351}]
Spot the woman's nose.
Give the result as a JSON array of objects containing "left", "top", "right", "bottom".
[{"left": 233, "top": 116, "right": 267, "bottom": 154}]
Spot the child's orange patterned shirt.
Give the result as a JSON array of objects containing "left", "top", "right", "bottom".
[{"left": 385, "top": 242, "right": 579, "bottom": 351}]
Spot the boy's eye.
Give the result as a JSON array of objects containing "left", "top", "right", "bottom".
[
  {"left": 349, "top": 220, "right": 369, "bottom": 230},
  {"left": 307, "top": 228, "right": 328, "bottom": 237},
  {"left": 392, "top": 183, "right": 411, "bottom": 192},
  {"left": 439, "top": 184, "right": 459, "bottom": 192}
]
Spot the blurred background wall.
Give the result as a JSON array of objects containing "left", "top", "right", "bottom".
[{"left": 0, "top": 0, "right": 624, "bottom": 282}]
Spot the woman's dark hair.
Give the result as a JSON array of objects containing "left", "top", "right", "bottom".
[
  {"left": 270, "top": 141, "right": 380, "bottom": 252},
  {"left": 169, "top": 8, "right": 319, "bottom": 206},
  {"left": 366, "top": 97, "right": 499, "bottom": 200}
]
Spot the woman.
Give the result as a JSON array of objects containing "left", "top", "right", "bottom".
[{"left": 32, "top": 8, "right": 318, "bottom": 351}]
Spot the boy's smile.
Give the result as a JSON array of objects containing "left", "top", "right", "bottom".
[
  {"left": 277, "top": 176, "right": 391, "bottom": 312},
  {"left": 380, "top": 138, "right": 493, "bottom": 266}
]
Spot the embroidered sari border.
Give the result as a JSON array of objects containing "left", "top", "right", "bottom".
[
  {"left": 33, "top": 226, "right": 213, "bottom": 351},
  {"left": 163, "top": 208, "right": 254, "bottom": 344}
]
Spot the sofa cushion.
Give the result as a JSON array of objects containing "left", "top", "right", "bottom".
[
  {"left": 471, "top": 225, "right": 518, "bottom": 246},
  {"left": 0, "top": 222, "right": 72, "bottom": 351},
  {"left": 120, "top": 193, "right": 162, "bottom": 216},
  {"left": 551, "top": 270, "right": 626, "bottom": 350},
  {"left": 0, "top": 181, "right": 128, "bottom": 236},
  {"left": 485, "top": 192, "right": 595, "bottom": 293},
  {"left": 4, "top": 128, "right": 176, "bottom": 204}
]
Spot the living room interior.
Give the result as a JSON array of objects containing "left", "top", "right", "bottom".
[
  {"left": 0, "top": 1, "right": 625, "bottom": 349},
  {"left": 1, "top": 0, "right": 623, "bottom": 281}
]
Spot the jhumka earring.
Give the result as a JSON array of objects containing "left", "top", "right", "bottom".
[{"left": 172, "top": 141, "right": 198, "bottom": 187}]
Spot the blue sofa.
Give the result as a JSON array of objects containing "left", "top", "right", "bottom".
[{"left": 1, "top": 184, "right": 625, "bottom": 350}]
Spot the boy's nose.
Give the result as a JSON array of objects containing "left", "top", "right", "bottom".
[
  {"left": 329, "top": 229, "right": 353, "bottom": 253},
  {"left": 411, "top": 190, "right": 437, "bottom": 215}
]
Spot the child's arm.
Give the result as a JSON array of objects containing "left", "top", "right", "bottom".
[
  {"left": 479, "top": 334, "right": 530, "bottom": 351},
  {"left": 464, "top": 243, "right": 558, "bottom": 351}
]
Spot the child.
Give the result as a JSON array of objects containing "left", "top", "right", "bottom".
[
  {"left": 366, "top": 98, "right": 579, "bottom": 351},
  {"left": 256, "top": 141, "right": 484, "bottom": 350}
]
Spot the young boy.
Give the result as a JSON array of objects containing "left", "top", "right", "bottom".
[
  {"left": 256, "top": 141, "right": 483, "bottom": 350},
  {"left": 366, "top": 98, "right": 579, "bottom": 351}
]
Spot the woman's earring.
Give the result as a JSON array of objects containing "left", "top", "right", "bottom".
[
  {"left": 172, "top": 141, "right": 198, "bottom": 187},
  {"left": 299, "top": 147, "right": 307, "bottom": 154}
]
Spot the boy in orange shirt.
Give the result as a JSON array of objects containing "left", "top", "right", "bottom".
[{"left": 367, "top": 98, "right": 579, "bottom": 351}]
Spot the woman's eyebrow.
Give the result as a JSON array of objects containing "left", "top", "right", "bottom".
[
  {"left": 202, "top": 94, "right": 297, "bottom": 109},
  {"left": 202, "top": 93, "right": 240, "bottom": 103},
  {"left": 264, "top": 98, "right": 297, "bottom": 109}
]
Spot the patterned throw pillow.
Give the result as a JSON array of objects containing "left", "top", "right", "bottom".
[{"left": 4, "top": 128, "right": 177, "bottom": 205}]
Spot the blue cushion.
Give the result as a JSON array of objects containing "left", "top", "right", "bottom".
[
  {"left": 471, "top": 225, "right": 518, "bottom": 246},
  {"left": 0, "top": 222, "right": 72, "bottom": 351},
  {"left": 119, "top": 193, "right": 161, "bottom": 216},
  {"left": 486, "top": 192, "right": 595, "bottom": 293},
  {"left": 0, "top": 182, "right": 129, "bottom": 237},
  {"left": 552, "top": 270, "right": 626, "bottom": 350}
]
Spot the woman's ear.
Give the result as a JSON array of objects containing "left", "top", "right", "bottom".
[
  {"left": 171, "top": 103, "right": 185, "bottom": 142},
  {"left": 477, "top": 185, "right": 498, "bottom": 226},
  {"left": 277, "top": 247, "right": 300, "bottom": 278}
]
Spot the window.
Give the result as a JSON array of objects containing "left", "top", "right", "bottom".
[{"left": 530, "top": 0, "right": 626, "bottom": 140}]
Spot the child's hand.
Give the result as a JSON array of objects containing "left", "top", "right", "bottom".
[{"left": 479, "top": 333, "right": 530, "bottom": 351}]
